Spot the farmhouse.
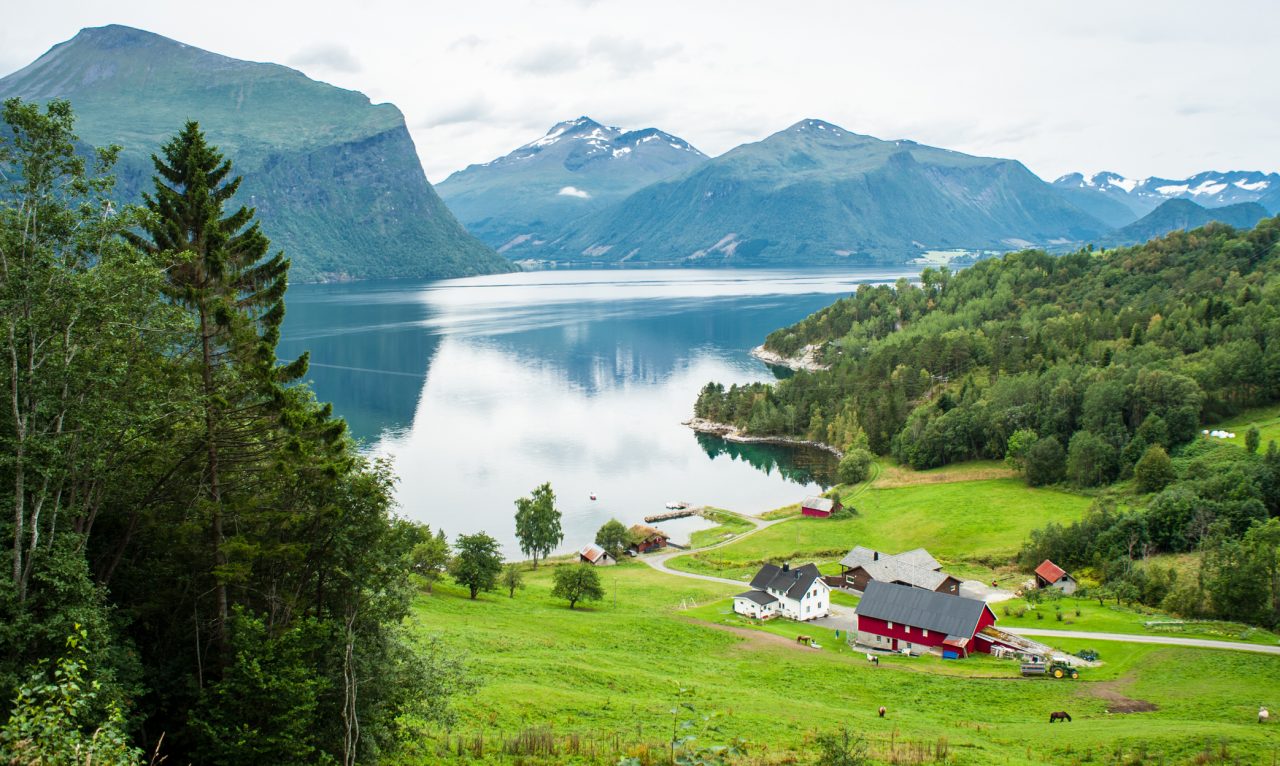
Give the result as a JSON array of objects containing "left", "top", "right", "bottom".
[
  {"left": 800, "top": 496, "right": 842, "bottom": 517},
  {"left": 838, "top": 545, "right": 961, "bottom": 595},
  {"left": 627, "top": 524, "right": 669, "bottom": 554},
  {"left": 855, "top": 581, "right": 997, "bottom": 657},
  {"left": 1034, "top": 559, "right": 1078, "bottom": 594},
  {"left": 733, "top": 562, "right": 830, "bottom": 621},
  {"left": 578, "top": 543, "right": 615, "bottom": 566}
]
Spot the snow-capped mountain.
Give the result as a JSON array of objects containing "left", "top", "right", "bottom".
[
  {"left": 1053, "top": 170, "right": 1280, "bottom": 222},
  {"left": 436, "top": 117, "right": 707, "bottom": 252}
]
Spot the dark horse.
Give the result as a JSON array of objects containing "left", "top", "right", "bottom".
[{"left": 1049, "top": 711, "right": 1072, "bottom": 723}]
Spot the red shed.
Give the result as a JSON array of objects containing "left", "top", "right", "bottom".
[
  {"left": 627, "top": 524, "right": 669, "bottom": 554},
  {"left": 801, "top": 496, "right": 842, "bottom": 518},
  {"left": 1034, "top": 559, "right": 1078, "bottom": 594},
  {"left": 855, "top": 581, "right": 998, "bottom": 657}
]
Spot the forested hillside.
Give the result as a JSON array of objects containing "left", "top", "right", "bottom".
[
  {"left": 698, "top": 219, "right": 1280, "bottom": 463},
  {"left": 0, "top": 100, "right": 464, "bottom": 764}
]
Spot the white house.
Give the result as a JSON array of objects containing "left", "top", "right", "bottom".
[{"left": 733, "top": 563, "right": 830, "bottom": 621}]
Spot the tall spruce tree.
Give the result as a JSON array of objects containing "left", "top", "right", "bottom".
[{"left": 125, "top": 121, "right": 307, "bottom": 654}]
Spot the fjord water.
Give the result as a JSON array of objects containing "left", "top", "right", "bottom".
[{"left": 278, "top": 269, "right": 911, "bottom": 557}]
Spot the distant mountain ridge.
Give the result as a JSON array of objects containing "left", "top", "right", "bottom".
[
  {"left": 491, "top": 118, "right": 1109, "bottom": 266},
  {"left": 1104, "top": 198, "right": 1269, "bottom": 246},
  {"left": 436, "top": 116, "right": 706, "bottom": 252},
  {"left": 0, "top": 25, "right": 513, "bottom": 282},
  {"left": 1053, "top": 170, "right": 1280, "bottom": 222}
]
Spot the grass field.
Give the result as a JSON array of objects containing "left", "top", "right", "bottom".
[
  {"left": 1210, "top": 403, "right": 1280, "bottom": 451},
  {"left": 401, "top": 562, "right": 1280, "bottom": 765},
  {"left": 994, "top": 595, "right": 1280, "bottom": 646},
  {"left": 688, "top": 508, "right": 755, "bottom": 548},
  {"left": 668, "top": 477, "right": 1092, "bottom": 582}
]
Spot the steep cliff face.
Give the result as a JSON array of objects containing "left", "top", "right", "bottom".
[{"left": 0, "top": 24, "right": 512, "bottom": 281}]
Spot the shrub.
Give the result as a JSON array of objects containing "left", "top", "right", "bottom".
[
  {"left": 1134, "top": 445, "right": 1176, "bottom": 493},
  {"left": 837, "top": 448, "right": 874, "bottom": 485}
]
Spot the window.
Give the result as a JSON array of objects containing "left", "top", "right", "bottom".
[
  {"left": 923, "top": 629, "right": 929, "bottom": 637},
  {"left": 887, "top": 622, "right": 894, "bottom": 629},
  {"left": 905, "top": 626, "right": 910, "bottom": 634}
]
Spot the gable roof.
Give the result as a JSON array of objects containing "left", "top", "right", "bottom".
[
  {"left": 839, "top": 545, "right": 880, "bottom": 569},
  {"left": 802, "top": 496, "right": 834, "bottom": 512},
  {"left": 735, "top": 590, "right": 779, "bottom": 607},
  {"left": 748, "top": 563, "right": 825, "bottom": 601},
  {"left": 1035, "top": 559, "right": 1067, "bottom": 583},
  {"left": 859, "top": 558, "right": 952, "bottom": 591},
  {"left": 857, "top": 581, "right": 993, "bottom": 638},
  {"left": 579, "top": 543, "right": 610, "bottom": 563},
  {"left": 894, "top": 547, "right": 941, "bottom": 571}
]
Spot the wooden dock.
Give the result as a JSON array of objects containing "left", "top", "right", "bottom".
[{"left": 644, "top": 506, "right": 703, "bottom": 523}]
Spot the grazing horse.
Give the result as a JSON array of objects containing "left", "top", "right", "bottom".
[
  {"left": 1049, "top": 711, "right": 1072, "bottom": 723},
  {"left": 796, "top": 634, "right": 812, "bottom": 645},
  {"left": 878, "top": 706, "right": 886, "bottom": 718},
  {"left": 1260, "top": 707, "right": 1270, "bottom": 724}
]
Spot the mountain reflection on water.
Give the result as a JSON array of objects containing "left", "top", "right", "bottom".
[{"left": 278, "top": 268, "right": 912, "bottom": 556}]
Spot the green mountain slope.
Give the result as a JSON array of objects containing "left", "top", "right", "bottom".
[
  {"left": 0, "top": 24, "right": 513, "bottom": 282},
  {"left": 525, "top": 119, "right": 1108, "bottom": 266},
  {"left": 436, "top": 116, "right": 706, "bottom": 253},
  {"left": 1106, "top": 199, "right": 1268, "bottom": 246}
]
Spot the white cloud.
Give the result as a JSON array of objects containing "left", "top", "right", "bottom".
[
  {"left": 558, "top": 186, "right": 591, "bottom": 199},
  {"left": 287, "top": 42, "right": 361, "bottom": 73}
]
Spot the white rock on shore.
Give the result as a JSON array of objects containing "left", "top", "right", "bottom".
[{"left": 750, "top": 344, "right": 829, "bottom": 372}]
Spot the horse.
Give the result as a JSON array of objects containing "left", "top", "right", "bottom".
[
  {"left": 865, "top": 653, "right": 880, "bottom": 666},
  {"left": 1260, "top": 707, "right": 1270, "bottom": 724},
  {"left": 878, "top": 706, "right": 886, "bottom": 718},
  {"left": 1049, "top": 711, "right": 1072, "bottom": 723},
  {"left": 796, "top": 634, "right": 812, "bottom": 646}
]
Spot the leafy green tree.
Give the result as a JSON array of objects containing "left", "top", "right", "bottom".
[
  {"left": 1004, "top": 428, "right": 1038, "bottom": 472},
  {"left": 410, "top": 527, "right": 450, "bottom": 594},
  {"left": 500, "top": 563, "right": 525, "bottom": 598},
  {"left": 1245, "top": 426, "right": 1261, "bottom": 454},
  {"left": 594, "top": 519, "right": 629, "bottom": 558},
  {"left": 124, "top": 120, "right": 308, "bottom": 651},
  {"left": 1134, "top": 445, "right": 1176, "bottom": 494},
  {"left": 450, "top": 533, "right": 503, "bottom": 599},
  {"left": 837, "top": 448, "right": 874, "bottom": 484},
  {"left": 513, "top": 482, "right": 563, "bottom": 568},
  {"left": 1066, "top": 430, "right": 1118, "bottom": 487},
  {"left": 1025, "top": 437, "right": 1066, "bottom": 486},
  {"left": 550, "top": 564, "right": 605, "bottom": 609},
  {"left": 0, "top": 628, "right": 141, "bottom": 766}
]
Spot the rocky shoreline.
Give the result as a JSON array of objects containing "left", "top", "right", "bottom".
[
  {"left": 750, "top": 344, "right": 829, "bottom": 372},
  {"left": 684, "top": 417, "right": 844, "bottom": 458}
]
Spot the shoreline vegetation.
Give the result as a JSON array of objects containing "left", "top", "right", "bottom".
[
  {"left": 750, "top": 343, "right": 828, "bottom": 371},
  {"left": 684, "top": 416, "right": 844, "bottom": 458}
]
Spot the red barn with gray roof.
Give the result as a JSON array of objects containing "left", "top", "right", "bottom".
[{"left": 855, "top": 581, "right": 997, "bottom": 656}]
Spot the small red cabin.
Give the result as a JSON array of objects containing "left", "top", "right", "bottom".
[
  {"left": 627, "top": 524, "right": 669, "bottom": 554},
  {"left": 801, "top": 496, "right": 841, "bottom": 518}
]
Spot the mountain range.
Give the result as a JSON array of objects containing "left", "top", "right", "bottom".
[
  {"left": 1053, "top": 170, "right": 1280, "bottom": 223},
  {"left": 1103, "top": 198, "right": 1270, "bottom": 246},
  {"left": 0, "top": 25, "right": 512, "bottom": 282},
  {"left": 482, "top": 119, "right": 1112, "bottom": 266},
  {"left": 436, "top": 117, "right": 707, "bottom": 251}
]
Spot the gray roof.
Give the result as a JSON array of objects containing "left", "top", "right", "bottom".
[
  {"left": 735, "top": 590, "right": 779, "bottom": 607},
  {"left": 802, "top": 496, "right": 834, "bottom": 512},
  {"left": 857, "top": 581, "right": 991, "bottom": 637},
  {"left": 839, "top": 545, "right": 880, "bottom": 569},
  {"left": 894, "top": 547, "right": 941, "bottom": 571},
  {"left": 860, "top": 558, "right": 951, "bottom": 591},
  {"left": 748, "top": 563, "right": 824, "bottom": 601}
]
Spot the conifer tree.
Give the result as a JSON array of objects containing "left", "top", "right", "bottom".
[{"left": 125, "top": 121, "right": 308, "bottom": 653}]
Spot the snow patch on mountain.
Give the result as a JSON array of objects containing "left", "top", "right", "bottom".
[{"left": 558, "top": 186, "right": 591, "bottom": 198}]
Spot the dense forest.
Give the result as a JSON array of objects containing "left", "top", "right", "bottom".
[
  {"left": 695, "top": 216, "right": 1280, "bottom": 627},
  {"left": 0, "top": 99, "right": 466, "bottom": 764}
]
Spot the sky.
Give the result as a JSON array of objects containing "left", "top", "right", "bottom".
[{"left": 3, "top": 0, "right": 1277, "bottom": 183}]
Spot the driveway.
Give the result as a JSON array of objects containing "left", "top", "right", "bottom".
[
  {"left": 959, "top": 580, "right": 1017, "bottom": 603},
  {"left": 640, "top": 509, "right": 789, "bottom": 587},
  {"left": 1006, "top": 627, "right": 1280, "bottom": 656}
]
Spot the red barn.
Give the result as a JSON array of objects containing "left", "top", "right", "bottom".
[
  {"left": 855, "top": 581, "right": 998, "bottom": 657},
  {"left": 801, "top": 496, "right": 842, "bottom": 518}
]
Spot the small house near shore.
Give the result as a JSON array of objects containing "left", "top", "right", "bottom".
[
  {"left": 1034, "top": 559, "right": 1077, "bottom": 594},
  {"left": 579, "top": 543, "right": 616, "bottom": 566},
  {"left": 838, "top": 545, "right": 961, "bottom": 595},
  {"left": 801, "top": 496, "right": 842, "bottom": 518},
  {"left": 627, "top": 524, "right": 669, "bottom": 554},
  {"left": 855, "top": 581, "right": 997, "bottom": 657},
  {"left": 733, "top": 562, "right": 830, "bottom": 621}
]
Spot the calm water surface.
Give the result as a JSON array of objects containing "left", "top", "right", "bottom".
[{"left": 278, "top": 269, "right": 913, "bottom": 557}]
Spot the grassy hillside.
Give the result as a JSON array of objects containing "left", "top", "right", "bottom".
[{"left": 402, "top": 563, "right": 1280, "bottom": 765}]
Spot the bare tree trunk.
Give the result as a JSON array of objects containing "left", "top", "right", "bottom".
[{"left": 342, "top": 607, "right": 360, "bottom": 766}]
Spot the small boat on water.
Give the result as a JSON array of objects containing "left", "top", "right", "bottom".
[{"left": 589, "top": 492, "right": 597, "bottom": 501}]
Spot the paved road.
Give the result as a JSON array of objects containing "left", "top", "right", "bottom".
[
  {"left": 640, "top": 510, "right": 787, "bottom": 587},
  {"left": 1006, "top": 627, "right": 1280, "bottom": 655}
]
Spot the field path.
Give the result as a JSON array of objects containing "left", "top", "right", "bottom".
[
  {"left": 1006, "top": 627, "right": 1280, "bottom": 655},
  {"left": 641, "top": 510, "right": 790, "bottom": 586}
]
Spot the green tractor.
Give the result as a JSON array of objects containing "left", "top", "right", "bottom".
[{"left": 1020, "top": 659, "right": 1080, "bottom": 679}]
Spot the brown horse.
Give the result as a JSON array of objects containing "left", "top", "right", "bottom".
[
  {"left": 1049, "top": 711, "right": 1072, "bottom": 723},
  {"left": 878, "top": 706, "right": 886, "bottom": 718},
  {"left": 796, "top": 634, "right": 812, "bottom": 645}
]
